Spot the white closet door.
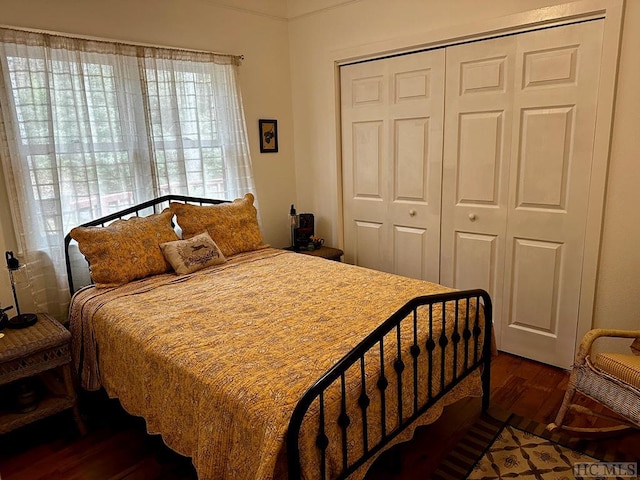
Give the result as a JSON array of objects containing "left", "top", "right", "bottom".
[
  {"left": 500, "top": 20, "right": 604, "bottom": 367},
  {"left": 440, "top": 35, "right": 516, "bottom": 350},
  {"left": 441, "top": 20, "right": 604, "bottom": 368},
  {"left": 341, "top": 50, "right": 445, "bottom": 281}
]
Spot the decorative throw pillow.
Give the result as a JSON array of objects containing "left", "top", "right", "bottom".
[
  {"left": 170, "top": 193, "right": 265, "bottom": 257},
  {"left": 70, "top": 208, "right": 178, "bottom": 288},
  {"left": 160, "top": 232, "right": 226, "bottom": 275}
]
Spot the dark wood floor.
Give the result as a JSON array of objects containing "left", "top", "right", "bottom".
[{"left": 1, "top": 352, "right": 638, "bottom": 479}]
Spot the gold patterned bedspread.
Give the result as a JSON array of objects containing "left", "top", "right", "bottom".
[{"left": 70, "top": 248, "right": 484, "bottom": 480}]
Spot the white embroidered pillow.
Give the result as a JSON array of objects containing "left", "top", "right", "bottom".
[{"left": 160, "top": 232, "right": 226, "bottom": 275}]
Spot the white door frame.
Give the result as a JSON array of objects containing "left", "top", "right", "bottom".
[{"left": 330, "top": 0, "right": 624, "bottom": 355}]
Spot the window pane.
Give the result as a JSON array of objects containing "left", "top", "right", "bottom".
[{"left": 146, "top": 63, "right": 226, "bottom": 197}]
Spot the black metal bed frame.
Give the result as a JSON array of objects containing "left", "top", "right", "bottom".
[
  {"left": 64, "top": 195, "right": 492, "bottom": 480},
  {"left": 287, "top": 289, "right": 492, "bottom": 480}
]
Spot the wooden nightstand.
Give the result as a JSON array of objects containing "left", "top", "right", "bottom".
[
  {"left": 285, "top": 246, "right": 344, "bottom": 261},
  {"left": 0, "top": 313, "right": 86, "bottom": 435}
]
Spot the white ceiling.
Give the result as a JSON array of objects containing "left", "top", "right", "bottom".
[
  {"left": 286, "top": 0, "right": 359, "bottom": 19},
  {"left": 198, "top": 0, "right": 359, "bottom": 20}
]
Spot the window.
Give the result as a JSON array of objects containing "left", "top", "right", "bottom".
[{"left": 0, "top": 28, "right": 254, "bottom": 319}]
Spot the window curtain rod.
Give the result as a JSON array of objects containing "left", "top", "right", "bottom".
[{"left": 0, "top": 25, "right": 244, "bottom": 64}]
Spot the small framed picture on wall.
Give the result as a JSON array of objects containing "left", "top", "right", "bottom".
[{"left": 259, "top": 119, "right": 278, "bottom": 153}]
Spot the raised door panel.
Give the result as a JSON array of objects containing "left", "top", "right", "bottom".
[
  {"left": 509, "top": 239, "right": 562, "bottom": 335},
  {"left": 353, "top": 121, "right": 384, "bottom": 200},
  {"left": 352, "top": 75, "right": 384, "bottom": 107},
  {"left": 457, "top": 111, "right": 503, "bottom": 205},
  {"left": 354, "top": 221, "right": 385, "bottom": 272},
  {"left": 394, "top": 117, "right": 429, "bottom": 202},
  {"left": 394, "top": 226, "right": 428, "bottom": 280},
  {"left": 516, "top": 107, "right": 573, "bottom": 210},
  {"left": 453, "top": 232, "right": 499, "bottom": 293}
]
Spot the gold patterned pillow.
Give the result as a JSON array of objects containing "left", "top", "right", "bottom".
[
  {"left": 160, "top": 232, "right": 226, "bottom": 275},
  {"left": 70, "top": 208, "right": 178, "bottom": 288},
  {"left": 170, "top": 193, "right": 265, "bottom": 257}
]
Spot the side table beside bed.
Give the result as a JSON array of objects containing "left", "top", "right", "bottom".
[
  {"left": 284, "top": 245, "right": 344, "bottom": 261},
  {"left": 0, "top": 313, "right": 86, "bottom": 435}
]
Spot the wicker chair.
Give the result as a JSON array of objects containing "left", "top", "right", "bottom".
[{"left": 548, "top": 329, "right": 640, "bottom": 433}]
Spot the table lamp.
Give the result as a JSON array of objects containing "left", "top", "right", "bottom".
[{"left": 5, "top": 251, "right": 37, "bottom": 328}]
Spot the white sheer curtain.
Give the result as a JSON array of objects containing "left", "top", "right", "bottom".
[{"left": 0, "top": 28, "right": 255, "bottom": 320}]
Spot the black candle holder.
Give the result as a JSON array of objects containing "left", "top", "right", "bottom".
[{"left": 5, "top": 251, "right": 37, "bottom": 329}]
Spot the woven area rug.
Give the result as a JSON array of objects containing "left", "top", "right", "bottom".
[{"left": 433, "top": 408, "right": 633, "bottom": 479}]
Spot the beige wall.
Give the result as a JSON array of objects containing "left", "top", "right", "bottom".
[
  {"left": 287, "top": 0, "right": 640, "bottom": 345},
  {"left": 592, "top": 0, "right": 640, "bottom": 347},
  {"left": 0, "top": 0, "right": 297, "bottom": 309}
]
